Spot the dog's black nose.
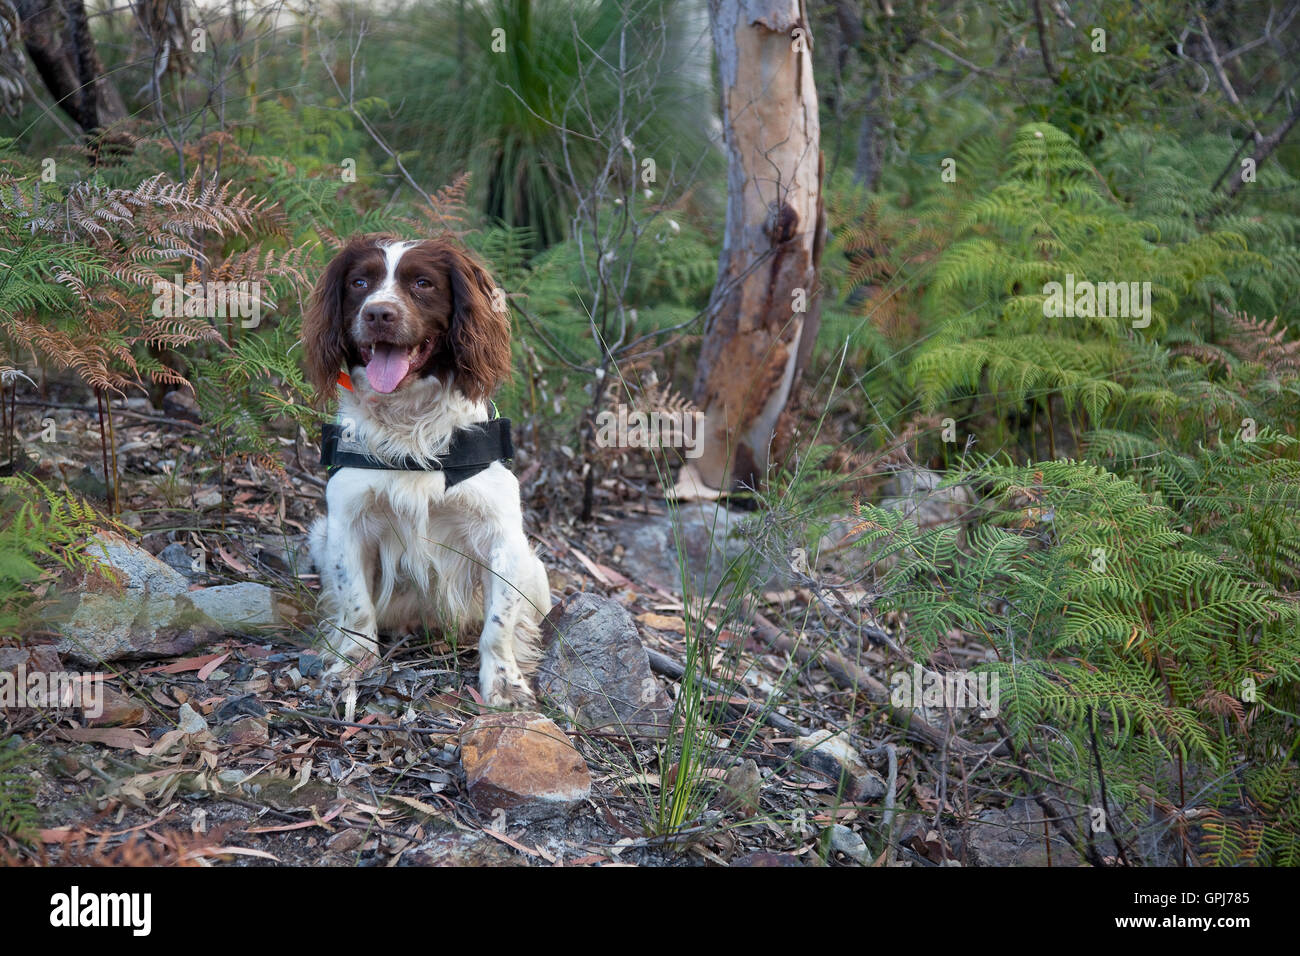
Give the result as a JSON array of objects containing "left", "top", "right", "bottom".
[{"left": 361, "top": 304, "right": 397, "bottom": 326}]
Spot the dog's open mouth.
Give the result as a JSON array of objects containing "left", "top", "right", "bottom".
[{"left": 358, "top": 338, "right": 436, "bottom": 394}]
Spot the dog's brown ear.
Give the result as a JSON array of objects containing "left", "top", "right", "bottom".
[
  {"left": 302, "top": 243, "right": 357, "bottom": 407},
  {"left": 444, "top": 244, "right": 511, "bottom": 403}
]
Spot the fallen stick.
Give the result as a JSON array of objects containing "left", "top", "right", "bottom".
[
  {"left": 747, "top": 608, "right": 1005, "bottom": 758},
  {"left": 645, "top": 648, "right": 807, "bottom": 736}
]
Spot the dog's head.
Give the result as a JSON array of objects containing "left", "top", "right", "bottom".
[{"left": 302, "top": 235, "right": 511, "bottom": 405}]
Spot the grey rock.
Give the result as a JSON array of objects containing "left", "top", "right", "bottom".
[
  {"left": 298, "top": 652, "right": 324, "bottom": 678},
  {"left": 794, "top": 729, "right": 887, "bottom": 802},
  {"left": 48, "top": 534, "right": 289, "bottom": 664},
  {"left": 826, "top": 824, "right": 870, "bottom": 864},
  {"left": 162, "top": 389, "right": 201, "bottom": 423},
  {"left": 156, "top": 542, "right": 198, "bottom": 578},
  {"left": 537, "top": 592, "right": 673, "bottom": 737},
  {"left": 177, "top": 702, "right": 209, "bottom": 735},
  {"left": 608, "top": 500, "right": 773, "bottom": 596},
  {"left": 86, "top": 533, "right": 190, "bottom": 596},
  {"left": 215, "top": 694, "right": 267, "bottom": 722},
  {"left": 821, "top": 467, "right": 974, "bottom": 575},
  {"left": 880, "top": 467, "right": 973, "bottom": 529},
  {"left": 966, "top": 797, "right": 1081, "bottom": 867},
  {"left": 731, "top": 851, "right": 811, "bottom": 867},
  {"left": 189, "top": 582, "right": 279, "bottom": 628}
]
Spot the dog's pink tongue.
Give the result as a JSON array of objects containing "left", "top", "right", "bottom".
[{"left": 365, "top": 344, "right": 410, "bottom": 394}]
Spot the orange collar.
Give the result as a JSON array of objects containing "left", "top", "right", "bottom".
[{"left": 337, "top": 371, "right": 353, "bottom": 392}]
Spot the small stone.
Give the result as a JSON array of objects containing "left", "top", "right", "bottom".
[
  {"left": 719, "top": 759, "right": 762, "bottom": 817},
  {"left": 162, "top": 390, "right": 201, "bottom": 423},
  {"left": 0, "top": 645, "right": 62, "bottom": 679},
  {"left": 193, "top": 488, "right": 222, "bottom": 509},
  {"left": 157, "top": 542, "right": 198, "bottom": 579},
  {"left": 327, "top": 829, "right": 364, "bottom": 853},
  {"left": 966, "top": 797, "right": 1080, "bottom": 867},
  {"left": 732, "top": 851, "right": 808, "bottom": 867},
  {"left": 177, "top": 702, "right": 209, "bottom": 735},
  {"left": 87, "top": 685, "right": 148, "bottom": 727},
  {"left": 460, "top": 711, "right": 590, "bottom": 822},
  {"left": 227, "top": 716, "right": 268, "bottom": 746},
  {"left": 215, "top": 693, "right": 266, "bottom": 722},
  {"left": 298, "top": 653, "right": 324, "bottom": 678},
  {"left": 795, "top": 730, "right": 887, "bottom": 802},
  {"left": 826, "top": 824, "right": 869, "bottom": 864}
]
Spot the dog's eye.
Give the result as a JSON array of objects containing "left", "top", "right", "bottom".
[
  {"left": 351, "top": 277, "right": 369, "bottom": 290},
  {"left": 414, "top": 278, "right": 432, "bottom": 290}
]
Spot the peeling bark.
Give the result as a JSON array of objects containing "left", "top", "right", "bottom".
[{"left": 693, "top": 0, "right": 824, "bottom": 491}]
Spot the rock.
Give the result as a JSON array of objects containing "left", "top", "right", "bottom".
[
  {"left": 215, "top": 694, "right": 267, "bottom": 722},
  {"left": 794, "top": 730, "right": 887, "bottom": 802},
  {"left": 880, "top": 467, "right": 973, "bottom": 529},
  {"left": 47, "top": 534, "right": 291, "bottom": 664},
  {"left": 297, "top": 653, "right": 324, "bottom": 678},
  {"left": 226, "top": 716, "right": 269, "bottom": 746},
  {"left": 719, "top": 758, "right": 762, "bottom": 817},
  {"left": 402, "top": 830, "right": 527, "bottom": 867},
  {"left": 821, "top": 467, "right": 974, "bottom": 575},
  {"left": 87, "top": 685, "right": 148, "bottom": 727},
  {"left": 192, "top": 488, "right": 223, "bottom": 509},
  {"left": 826, "top": 824, "right": 869, "bottom": 864},
  {"left": 177, "top": 702, "right": 209, "bottom": 735},
  {"left": 608, "top": 500, "right": 773, "bottom": 596},
  {"left": 188, "top": 582, "right": 280, "bottom": 629},
  {"left": 157, "top": 542, "right": 199, "bottom": 579},
  {"left": 84, "top": 532, "right": 190, "bottom": 596},
  {"left": 966, "top": 797, "right": 1080, "bottom": 867},
  {"left": 162, "top": 389, "right": 201, "bottom": 423},
  {"left": 0, "top": 646, "right": 64, "bottom": 713},
  {"left": 326, "top": 829, "right": 365, "bottom": 853},
  {"left": 459, "top": 711, "right": 590, "bottom": 822},
  {"left": 118, "top": 397, "right": 156, "bottom": 415},
  {"left": 0, "top": 645, "right": 62, "bottom": 678},
  {"left": 537, "top": 592, "right": 673, "bottom": 737}
]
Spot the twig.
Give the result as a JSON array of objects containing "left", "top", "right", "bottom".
[
  {"left": 645, "top": 647, "right": 807, "bottom": 735},
  {"left": 746, "top": 604, "right": 1003, "bottom": 758},
  {"left": 11, "top": 398, "right": 202, "bottom": 431}
]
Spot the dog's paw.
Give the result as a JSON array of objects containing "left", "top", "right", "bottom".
[
  {"left": 323, "top": 651, "right": 379, "bottom": 682},
  {"left": 319, "top": 628, "right": 379, "bottom": 680},
  {"left": 483, "top": 672, "right": 537, "bottom": 710}
]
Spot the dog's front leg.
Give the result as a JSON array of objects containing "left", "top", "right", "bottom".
[
  {"left": 478, "top": 536, "right": 541, "bottom": 708},
  {"left": 316, "top": 512, "right": 380, "bottom": 675}
]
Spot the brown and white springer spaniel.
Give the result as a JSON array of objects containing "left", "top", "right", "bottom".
[{"left": 302, "top": 234, "right": 550, "bottom": 707}]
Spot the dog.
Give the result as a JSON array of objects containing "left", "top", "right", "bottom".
[{"left": 301, "top": 234, "right": 550, "bottom": 707}]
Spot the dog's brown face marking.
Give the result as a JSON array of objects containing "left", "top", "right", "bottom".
[{"left": 302, "top": 235, "right": 512, "bottom": 404}]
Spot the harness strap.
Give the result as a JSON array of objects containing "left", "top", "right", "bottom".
[{"left": 320, "top": 417, "right": 514, "bottom": 487}]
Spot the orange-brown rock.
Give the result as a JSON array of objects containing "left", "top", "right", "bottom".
[{"left": 459, "top": 712, "right": 590, "bottom": 821}]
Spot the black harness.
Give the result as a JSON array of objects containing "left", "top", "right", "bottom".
[{"left": 320, "top": 416, "right": 514, "bottom": 487}]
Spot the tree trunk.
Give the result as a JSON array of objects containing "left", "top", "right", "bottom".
[
  {"left": 691, "top": 0, "right": 824, "bottom": 492},
  {"left": 15, "top": 0, "right": 127, "bottom": 139}
]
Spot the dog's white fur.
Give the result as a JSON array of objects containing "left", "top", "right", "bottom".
[{"left": 308, "top": 242, "right": 550, "bottom": 707}]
